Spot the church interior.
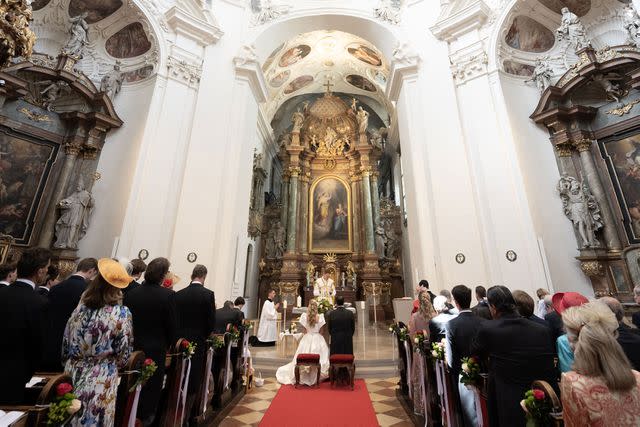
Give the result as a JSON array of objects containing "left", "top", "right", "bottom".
[{"left": 1, "top": 0, "right": 640, "bottom": 426}]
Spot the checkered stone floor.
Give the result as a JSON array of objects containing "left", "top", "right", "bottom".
[{"left": 217, "top": 378, "right": 413, "bottom": 427}]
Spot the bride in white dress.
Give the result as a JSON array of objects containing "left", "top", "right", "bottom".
[{"left": 276, "top": 300, "right": 330, "bottom": 385}]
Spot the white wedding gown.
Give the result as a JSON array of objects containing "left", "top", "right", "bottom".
[{"left": 275, "top": 313, "right": 330, "bottom": 386}]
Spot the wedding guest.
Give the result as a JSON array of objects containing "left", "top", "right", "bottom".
[
  {"left": 174, "top": 264, "right": 215, "bottom": 423},
  {"left": 429, "top": 295, "right": 457, "bottom": 342},
  {"left": 446, "top": 285, "right": 485, "bottom": 427},
  {"left": 62, "top": 258, "right": 133, "bottom": 426},
  {"left": 0, "top": 262, "right": 17, "bottom": 288},
  {"left": 535, "top": 288, "right": 549, "bottom": 319},
  {"left": 122, "top": 258, "right": 146, "bottom": 296},
  {"left": 471, "top": 285, "right": 556, "bottom": 427},
  {"left": 327, "top": 296, "right": 355, "bottom": 355},
  {"left": 440, "top": 289, "right": 459, "bottom": 314},
  {"left": 600, "top": 297, "right": 640, "bottom": 370},
  {"left": 552, "top": 292, "right": 589, "bottom": 373},
  {"left": 234, "top": 296, "right": 246, "bottom": 319},
  {"left": 124, "top": 257, "right": 177, "bottom": 426},
  {"left": 38, "top": 264, "right": 61, "bottom": 296},
  {"left": 252, "top": 289, "right": 279, "bottom": 346},
  {"left": 512, "top": 290, "right": 548, "bottom": 328},
  {"left": 561, "top": 302, "right": 640, "bottom": 427},
  {"left": 633, "top": 286, "right": 640, "bottom": 329},
  {"left": 216, "top": 300, "right": 243, "bottom": 334},
  {"left": 42, "top": 258, "right": 98, "bottom": 371},
  {"left": 408, "top": 291, "right": 436, "bottom": 417},
  {"left": 544, "top": 294, "right": 564, "bottom": 341},
  {"left": 0, "top": 248, "right": 50, "bottom": 404},
  {"left": 471, "top": 286, "right": 492, "bottom": 320}
]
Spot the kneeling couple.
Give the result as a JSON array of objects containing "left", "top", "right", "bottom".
[{"left": 276, "top": 296, "right": 355, "bottom": 385}]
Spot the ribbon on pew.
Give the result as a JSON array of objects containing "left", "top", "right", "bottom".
[
  {"left": 127, "top": 384, "right": 141, "bottom": 427},
  {"left": 224, "top": 341, "right": 233, "bottom": 390},
  {"left": 471, "top": 385, "right": 485, "bottom": 427},
  {"left": 172, "top": 356, "right": 192, "bottom": 427},
  {"left": 200, "top": 347, "right": 214, "bottom": 417},
  {"left": 403, "top": 340, "right": 413, "bottom": 399},
  {"left": 418, "top": 354, "right": 429, "bottom": 426}
]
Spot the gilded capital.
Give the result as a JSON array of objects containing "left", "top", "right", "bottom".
[
  {"left": 82, "top": 148, "right": 99, "bottom": 160},
  {"left": 288, "top": 166, "right": 302, "bottom": 177},
  {"left": 64, "top": 143, "right": 82, "bottom": 156},
  {"left": 580, "top": 261, "right": 604, "bottom": 277},
  {"left": 360, "top": 165, "right": 373, "bottom": 175},
  {"left": 555, "top": 142, "right": 573, "bottom": 157},
  {"left": 573, "top": 138, "right": 593, "bottom": 152}
]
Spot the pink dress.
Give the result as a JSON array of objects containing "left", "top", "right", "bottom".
[{"left": 561, "top": 370, "right": 640, "bottom": 427}]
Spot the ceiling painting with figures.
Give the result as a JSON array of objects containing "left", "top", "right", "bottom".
[{"left": 309, "top": 176, "right": 351, "bottom": 253}]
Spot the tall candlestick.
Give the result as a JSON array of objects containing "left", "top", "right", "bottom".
[
  {"left": 296, "top": 296, "right": 302, "bottom": 307},
  {"left": 283, "top": 300, "right": 288, "bottom": 309}
]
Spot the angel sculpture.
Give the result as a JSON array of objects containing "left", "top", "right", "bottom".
[
  {"left": 100, "top": 62, "right": 123, "bottom": 100},
  {"left": 623, "top": 5, "right": 640, "bottom": 47},
  {"left": 40, "top": 80, "right": 70, "bottom": 111},
  {"left": 374, "top": 0, "right": 403, "bottom": 25},
  {"left": 556, "top": 7, "right": 590, "bottom": 52},
  {"left": 527, "top": 58, "right": 553, "bottom": 93},
  {"left": 592, "top": 73, "right": 626, "bottom": 104},
  {"left": 557, "top": 174, "right": 602, "bottom": 249},
  {"left": 62, "top": 13, "right": 89, "bottom": 58},
  {"left": 250, "top": 0, "right": 289, "bottom": 25}
]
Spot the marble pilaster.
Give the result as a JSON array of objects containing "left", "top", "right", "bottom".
[
  {"left": 281, "top": 174, "right": 289, "bottom": 231},
  {"left": 361, "top": 169, "right": 375, "bottom": 253},
  {"left": 286, "top": 167, "right": 300, "bottom": 253},
  {"left": 299, "top": 173, "right": 310, "bottom": 254},
  {"left": 371, "top": 172, "right": 381, "bottom": 227},
  {"left": 350, "top": 172, "right": 362, "bottom": 253}
]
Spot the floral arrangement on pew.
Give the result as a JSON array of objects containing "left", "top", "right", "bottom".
[
  {"left": 413, "top": 330, "right": 429, "bottom": 354},
  {"left": 240, "top": 319, "right": 253, "bottom": 333},
  {"left": 207, "top": 335, "right": 225, "bottom": 350},
  {"left": 520, "top": 388, "right": 553, "bottom": 427},
  {"left": 389, "top": 322, "right": 409, "bottom": 341},
  {"left": 129, "top": 358, "right": 157, "bottom": 392},
  {"left": 431, "top": 338, "right": 446, "bottom": 361},
  {"left": 460, "top": 356, "right": 481, "bottom": 387},
  {"left": 289, "top": 322, "right": 298, "bottom": 334},
  {"left": 180, "top": 339, "right": 196, "bottom": 358},
  {"left": 47, "top": 383, "right": 82, "bottom": 425},
  {"left": 227, "top": 325, "right": 241, "bottom": 342}
]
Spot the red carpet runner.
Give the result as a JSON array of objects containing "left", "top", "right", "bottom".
[{"left": 259, "top": 379, "right": 379, "bottom": 426}]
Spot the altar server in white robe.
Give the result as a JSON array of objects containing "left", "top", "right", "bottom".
[
  {"left": 313, "top": 269, "right": 336, "bottom": 304},
  {"left": 254, "top": 289, "right": 279, "bottom": 346}
]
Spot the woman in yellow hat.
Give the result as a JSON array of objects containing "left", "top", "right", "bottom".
[{"left": 62, "top": 258, "right": 134, "bottom": 426}]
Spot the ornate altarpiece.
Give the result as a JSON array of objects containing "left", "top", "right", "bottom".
[
  {"left": 532, "top": 46, "right": 640, "bottom": 302},
  {"left": 0, "top": 53, "right": 122, "bottom": 273},
  {"left": 257, "top": 90, "right": 403, "bottom": 319}
]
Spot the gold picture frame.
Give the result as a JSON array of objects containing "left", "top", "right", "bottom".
[
  {"left": 0, "top": 234, "right": 15, "bottom": 263},
  {"left": 308, "top": 175, "right": 352, "bottom": 253}
]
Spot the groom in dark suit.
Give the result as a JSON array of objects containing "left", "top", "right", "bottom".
[{"left": 328, "top": 296, "right": 355, "bottom": 355}]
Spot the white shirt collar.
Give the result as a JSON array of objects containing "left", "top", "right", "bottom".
[
  {"left": 191, "top": 281, "right": 203, "bottom": 285},
  {"left": 459, "top": 309, "right": 472, "bottom": 313},
  {"left": 17, "top": 278, "right": 36, "bottom": 289},
  {"left": 0, "top": 280, "right": 9, "bottom": 286}
]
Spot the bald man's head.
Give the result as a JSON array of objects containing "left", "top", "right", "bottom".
[{"left": 600, "top": 296, "right": 624, "bottom": 322}]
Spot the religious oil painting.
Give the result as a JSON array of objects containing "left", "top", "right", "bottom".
[
  {"left": 0, "top": 131, "right": 57, "bottom": 244},
  {"left": 269, "top": 70, "right": 290, "bottom": 88},
  {"left": 503, "top": 60, "right": 535, "bottom": 77},
  {"left": 538, "top": 0, "right": 591, "bottom": 17},
  {"left": 309, "top": 176, "right": 351, "bottom": 253},
  {"left": 505, "top": 16, "right": 555, "bottom": 53},
  {"left": 123, "top": 65, "right": 154, "bottom": 83},
  {"left": 284, "top": 75, "right": 314, "bottom": 94},
  {"left": 346, "top": 75, "right": 377, "bottom": 92},
  {"left": 624, "top": 247, "right": 640, "bottom": 287},
  {"left": 601, "top": 135, "right": 640, "bottom": 243},
  {"left": 31, "top": 0, "right": 51, "bottom": 11},
  {"left": 278, "top": 45, "right": 311, "bottom": 67},
  {"left": 347, "top": 44, "right": 382, "bottom": 67},
  {"left": 68, "top": 0, "right": 122, "bottom": 24},
  {"left": 106, "top": 23, "right": 152, "bottom": 58}
]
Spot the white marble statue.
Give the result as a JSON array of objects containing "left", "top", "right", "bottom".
[
  {"left": 375, "top": 223, "right": 386, "bottom": 258},
  {"left": 370, "top": 127, "right": 387, "bottom": 149},
  {"left": 624, "top": 5, "right": 640, "bottom": 47},
  {"left": 592, "top": 74, "right": 625, "bottom": 103},
  {"left": 356, "top": 106, "right": 369, "bottom": 134},
  {"left": 557, "top": 175, "right": 602, "bottom": 249},
  {"left": 556, "top": 7, "right": 590, "bottom": 52},
  {"left": 62, "top": 13, "right": 89, "bottom": 57},
  {"left": 266, "top": 220, "right": 285, "bottom": 258},
  {"left": 250, "top": 0, "right": 290, "bottom": 25},
  {"left": 54, "top": 180, "right": 94, "bottom": 249},
  {"left": 374, "top": 0, "right": 402, "bottom": 25},
  {"left": 529, "top": 58, "right": 553, "bottom": 93},
  {"left": 291, "top": 108, "right": 304, "bottom": 132},
  {"left": 383, "top": 219, "right": 400, "bottom": 258},
  {"left": 40, "top": 80, "right": 69, "bottom": 111},
  {"left": 100, "top": 62, "right": 123, "bottom": 100}
]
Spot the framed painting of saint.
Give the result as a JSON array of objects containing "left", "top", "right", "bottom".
[{"left": 309, "top": 176, "right": 352, "bottom": 253}]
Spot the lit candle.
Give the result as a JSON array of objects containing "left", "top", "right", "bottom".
[
  {"left": 296, "top": 296, "right": 302, "bottom": 307},
  {"left": 283, "top": 300, "right": 288, "bottom": 309}
]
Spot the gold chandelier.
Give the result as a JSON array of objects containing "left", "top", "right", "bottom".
[{"left": 0, "top": 0, "right": 36, "bottom": 68}]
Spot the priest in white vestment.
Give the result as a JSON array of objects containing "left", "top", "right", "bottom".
[
  {"left": 313, "top": 269, "right": 336, "bottom": 305},
  {"left": 255, "top": 289, "right": 279, "bottom": 346}
]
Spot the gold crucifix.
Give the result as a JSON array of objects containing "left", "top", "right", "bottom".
[{"left": 323, "top": 79, "right": 334, "bottom": 94}]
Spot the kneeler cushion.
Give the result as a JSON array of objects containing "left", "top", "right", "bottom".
[
  {"left": 297, "top": 353, "right": 321, "bottom": 363},
  {"left": 330, "top": 354, "right": 354, "bottom": 363}
]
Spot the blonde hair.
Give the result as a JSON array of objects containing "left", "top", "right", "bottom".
[
  {"left": 307, "top": 300, "right": 319, "bottom": 327},
  {"left": 562, "top": 302, "right": 636, "bottom": 392},
  {"left": 418, "top": 291, "right": 436, "bottom": 321}
]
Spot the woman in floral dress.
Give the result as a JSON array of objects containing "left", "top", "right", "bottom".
[{"left": 62, "top": 258, "right": 133, "bottom": 426}]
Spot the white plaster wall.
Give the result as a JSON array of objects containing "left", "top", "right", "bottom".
[
  {"left": 500, "top": 75, "right": 592, "bottom": 296},
  {"left": 78, "top": 80, "right": 156, "bottom": 259}
]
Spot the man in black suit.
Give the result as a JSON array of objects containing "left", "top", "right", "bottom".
[
  {"left": 174, "top": 264, "right": 215, "bottom": 423},
  {"left": 41, "top": 258, "right": 98, "bottom": 371},
  {"left": 122, "top": 258, "right": 146, "bottom": 296},
  {"left": 124, "top": 257, "right": 177, "bottom": 426},
  {"left": 543, "top": 294, "right": 564, "bottom": 342},
  {"left": 37, "top": 264, "right": 60, "bottom": 297},
  {"left": 471, "top": 286, "right": 556, "bottom": 427},
  {"left": 633, "top": 286, "right": 640, "bottom": 329},
  {"left": 601, "top": 297, "right": 640, "bottom": 370},
  {"left": 234, "top": 296, "right": 246, "bottom": 320},
  {"left": 512, "top": 290, "right": 549, "bottom": 328},
  {"left": 0, "top": 247, "right": 51, "bottom": 404},
  {"left": 327, "top": 296, "right": 355, "bottom": 355},
  {"left": 471, "top": 285, "right": 492, "bottom": 320},
  {"left": 0, "top": 262, "right": 17, "bottom": 288},
  {"left": 215, "top": 300, "right": 243, "bottom": 334},
  {"left": 446, "top": 285, "right": 485, "bottom": 427}
]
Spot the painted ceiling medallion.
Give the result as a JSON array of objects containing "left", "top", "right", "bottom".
[
  {"left": 346, "top": 75, "right": 377, "bottom": 92},
  {"left": 278, "top": 45, "right": 311, "bottom": 67},
  {"left": 347, "top": 44, "right": 382, "bottom": 67},
  {"left": 284, "top": 75, "right": 314, "bottom": 94},
  {"left": 505, "top": 16, "right": 555, "bottom": 53},
  {"left": 270, "top": 70, "right": 290, "bottom": 88},
  {"left": 31, "top": 0, "right": 52, "bottom": 11},
  {"left": 503, "top": 60, "right": 535, "bottom": 77},
  {"left": 105, "top": 22, "right": 152, "bottom": 58},
  {"left": 537, "top": 0, "right": 591, "bottom": 17},
  {"left": 68, "top": 0, "right": 123, "bottom": 24}
]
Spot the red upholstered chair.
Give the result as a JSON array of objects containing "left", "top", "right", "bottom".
[
  {"left": 295, "top": 354, "right": 321, "bottom": 388},
  {"left": 329, "top": 354, "right": 355, "bottom": 390}
]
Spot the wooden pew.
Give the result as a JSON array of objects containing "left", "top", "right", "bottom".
[
  {"left": 230, "top": 328, "right": 246, "bottom": 392},
  {"left": 434, "top": 360, "right": 461, "bottom": 427},
  {"left": 211, "top": 333, "right": 233, "bottom": 409},
  {"left": 394, "top": 322, "right": 410, "bottom": 396},
  {"left": 158, "top": 339, "right": 192, "bottom": 427},
  {"left": 532, "top": 380, "right": 563, "bottom": 427},
  {"left": 0, "top": 373, "right": 73, "bottom": 426},
  {"left": 114, "top": 351, "right": 145, "bottom": 427}
]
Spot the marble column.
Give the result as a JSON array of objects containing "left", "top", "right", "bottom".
[
  {"left": 299, "top": 173, "right": 310, "bottom": 254},
  {"left": 281, "top": 174, "right": 289, "bottom": 231},
  {"left": 371, "top": 171, "right": 381, "bottom": 227},
  {"left": 361, "top": 169, "right": 375, "bottom": 253},
  {"left": 575, "top": 139, "right": 622, "bottom": 250},
  {"left": 286, "top": 167, "right": 300, "bottom": 252},
  {"left": 350, "top": 172, "right": 361, "bottom": 253},
  {"left": 38, "top": 144, "right": 81, "bottom": 247}
]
